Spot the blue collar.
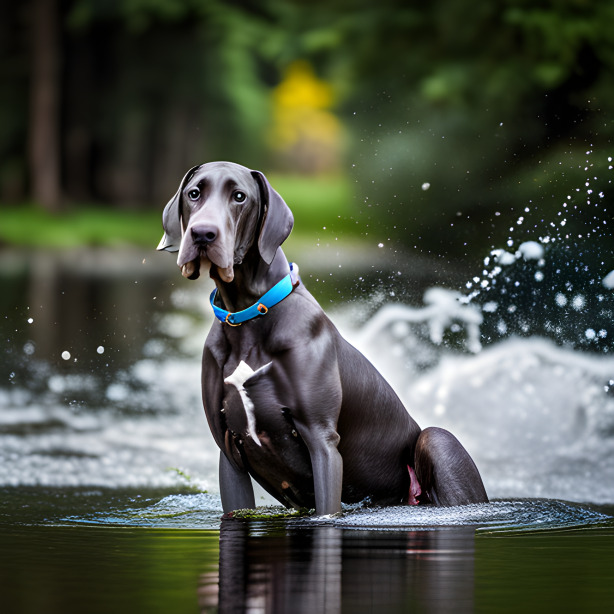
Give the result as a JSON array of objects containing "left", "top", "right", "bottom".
[{"left": 210, "top": 263, "right": 299, "bottom": 326}]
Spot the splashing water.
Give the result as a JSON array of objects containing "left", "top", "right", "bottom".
[
  {"left": 339, "top": 149, "right": 614, "bottom": 505},
  {"left": 464, "top": 150, "right": 613, "bottom": 311}
]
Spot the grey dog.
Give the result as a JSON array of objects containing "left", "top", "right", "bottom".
[{"left": 158, "top": 161, "right": 488, "bottom": 515}]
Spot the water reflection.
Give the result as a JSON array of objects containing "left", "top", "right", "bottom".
[
  {"left": 1, "top": 248, "right": 180, "bottom": 376},
  {"left": 2, "top": 495, "right": 612, "bottom": 614},
  {"left": 202, "top": 520, "right": 476, "bottom": 614}
]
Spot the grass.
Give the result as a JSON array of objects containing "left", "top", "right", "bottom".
[
  {"left": 0, "top": 204, "right": 163, "bottom": 249},
  {"left": 0, "top": 174, "right": 357, "bottom": 249}
]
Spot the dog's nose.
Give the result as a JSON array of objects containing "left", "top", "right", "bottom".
[{"left": 191, "top": 224, "right": 218, "bottom": 245}]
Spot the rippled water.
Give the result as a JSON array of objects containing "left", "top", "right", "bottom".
[{"left": 61, "top": 491, "right": 614, "bottom": 534}]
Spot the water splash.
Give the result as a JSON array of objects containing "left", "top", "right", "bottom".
[
  {"left": 66, "top": 492, "right": 224, "bottom": 530},
  {"left": 355, "top": 287, "right": 483, "bottom": 355},
  {"left": 2, "top": 149, "right": 614, "bottom": 511},
  {"left": 464, "top": 150, "right": 613, "bottom": 309},
  {"left": 341, "top": 150, "right": 614, "bottom": 504}
]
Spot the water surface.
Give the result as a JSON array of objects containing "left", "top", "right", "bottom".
[{"left": 2, "top": 246, "right": 614, "bottom": 612}]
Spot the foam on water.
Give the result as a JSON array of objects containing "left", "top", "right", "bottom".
[
  {"left": 352, "top": 324, "right": 614, "bottom": 503},
  {"left": 324, "top": 499, "right": 611, "bottom": 533}
]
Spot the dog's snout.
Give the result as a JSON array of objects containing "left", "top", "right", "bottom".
[{"left": 191, "top": 224, "right": 219, "bottom": 245}]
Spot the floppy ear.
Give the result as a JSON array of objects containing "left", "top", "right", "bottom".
[
  {"left": 157, "top": 165, "right": 201, "bottom": 252},
  {"left": 251, "top": 170, "right": 294, "bottom": 265}
]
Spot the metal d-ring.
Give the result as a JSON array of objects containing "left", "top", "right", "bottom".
[{"left": 225, "top": 313, "right": 241, "bottom": 327}]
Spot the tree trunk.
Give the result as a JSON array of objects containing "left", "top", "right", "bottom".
[{"left": 29, "top": 0, "right": 61, "bottom": 211}]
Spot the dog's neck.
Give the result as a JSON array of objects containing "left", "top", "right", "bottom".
[{"left": 210, "top": 247, "right": 290, "bottom": 313}]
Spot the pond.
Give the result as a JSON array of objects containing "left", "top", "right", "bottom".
[{"left": 1, "top": 242, "right": 614, "bottom": 613}]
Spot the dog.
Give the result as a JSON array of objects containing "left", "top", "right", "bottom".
[{"left": 158, "top": 161, "right": 488, "bottom": 515}]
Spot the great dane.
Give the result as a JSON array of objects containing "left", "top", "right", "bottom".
[{"left": 158, "top": 161, "right": 488, "bottom": 515}]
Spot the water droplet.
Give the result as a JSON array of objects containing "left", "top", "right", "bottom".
[
  {"left": 555, "top": 293, "right": 567, "bottom": 307},
  {"left": 602, "top": 270, "right": 614, "bottom": 289},
  {"left": 571, "top": 295, "right": 586, "bottom": 311}
]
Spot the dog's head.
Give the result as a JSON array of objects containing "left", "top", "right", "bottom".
[{"left": 157, "top": 162, "right": 294, "bottom": 282}]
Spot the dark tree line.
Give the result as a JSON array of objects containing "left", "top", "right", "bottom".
[{"left": 1, "top": 0, "right": 613, "bottom": 256}]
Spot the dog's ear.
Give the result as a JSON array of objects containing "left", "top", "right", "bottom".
[
  {"left": 157, "top": 165, "right": 201, "bottom": 252},
  {"left": 251, "top": 170, "right": 294, "bottom": 265}
]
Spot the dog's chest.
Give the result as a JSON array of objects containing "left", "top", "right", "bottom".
[
  {"left": 221, "top": 358, "right": 296, "bottom": 449},
  {"left": 222, "top": 360, "right": 269, "bottom": 446}
]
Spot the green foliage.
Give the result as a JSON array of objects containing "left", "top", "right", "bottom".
[
  {"left": 0, "top": 204, "right": 162, "bottom": 248},
  {"left": 268, "top": 173, "right": 355, "bottom": 234},
  {"left": 277, "top": 0, "right": 614, "bottom": 257},
  {"left": 3, "top": 0, "right": 614, "bottom": 258}
]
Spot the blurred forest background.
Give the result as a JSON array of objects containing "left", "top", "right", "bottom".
[{"left": 1, "top": 0, "right": 614, "bottom": 260}]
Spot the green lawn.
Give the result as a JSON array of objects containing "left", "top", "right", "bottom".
[{"left": 0, "top": 174, "right": 356, "bottom": 249}]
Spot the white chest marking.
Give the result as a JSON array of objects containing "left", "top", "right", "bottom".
[{"left": 224, "top": 360, "right": 271, "bottom": 447}]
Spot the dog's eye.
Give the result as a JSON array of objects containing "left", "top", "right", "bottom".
[
  {"left": 187, "top": 188, "right": 200, "bottom": 201},
  {"left": 233, "top": 191, "right": 247, "bottom": 203}
]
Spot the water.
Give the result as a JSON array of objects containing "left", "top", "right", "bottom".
[
  {"left": 1, "top": 487, "right": 613, "bottom": 613},
  {"left": 2, "top": 244, "right": 614, "bottom": 612}
]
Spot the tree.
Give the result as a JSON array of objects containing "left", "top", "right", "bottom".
[{"left": 29, "top": 0, "right": 62, "bottom": 211}]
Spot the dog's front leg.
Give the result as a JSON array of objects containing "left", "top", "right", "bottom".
[
  {"left": 270, "top": 332, "right": 344, "bottom": 515},
  {"left": 303, "top": 429, "right": 343, "bottom": 516},
  {"left": 285, "top": 356, "right": 344, "bottom": 515},
  {"left": 219, "top": 451, "right": 255, "bottom": 514}
]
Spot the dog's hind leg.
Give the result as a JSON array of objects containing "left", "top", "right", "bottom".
[{"left": 414, "top": 426, "right": 488, "bottom": 506}]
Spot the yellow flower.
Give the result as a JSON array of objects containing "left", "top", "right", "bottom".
[{"left": 270, "top": 61, "right": 343, "bottom": 172}]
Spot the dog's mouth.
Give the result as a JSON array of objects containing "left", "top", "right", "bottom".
[
  {"left": 180, "top": 253, "right": 234, "bottom": 283},
  {"left": 180, "top": 257, "right": 202, "bottom": 280}
]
